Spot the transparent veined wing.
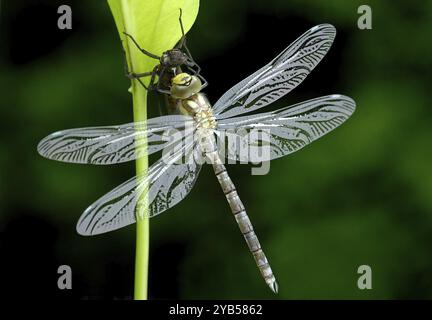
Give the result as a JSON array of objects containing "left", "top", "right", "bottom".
[
  {"left": 213, "top": 24, "right": 336, "bottom": 120},
  {"left": 76, "top": 137, "right": 202, "bottom": 235},
  {"left": 216, "top": 95, "right": 355, "bottom": 162},
  {"left": 37, "top": 115, "right": 194, "bottom": 165}
]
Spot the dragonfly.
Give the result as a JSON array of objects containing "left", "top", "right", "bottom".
[{"left": 37, "top": 24, "right": 356, "bottom": 293}]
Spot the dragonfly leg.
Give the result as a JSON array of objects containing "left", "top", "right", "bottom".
[
  {"left": 122, "top": 53, "right": 150, "bottom": 90},
  {"left": 182, "top": 52, "right": 208, "bottom": 89},
  {"left": 181, "top": 42, "right": 208, "bottom": 88},
  {"left": 198, "top": 73, "right": 209, "bottom": 90},
  {"left": 122, "top": 47, "right": 148, "bottom": 90},
  {"left": 175, "top": 8, "right": 203, "bottom": 75},
  {"left": 180, "top": 39, "right": 202, "bottom": 75},
  {"left": 126, "top": 71, "right": 153, "bottom": 80},
  {"left": 176, "top": 8, "right": 186, "bottom": 49},
  {"left": 122, "top": 48, "right": 159, "bottom": 91},
  {"left": 175, "top": 8, "right": 207, "bottom": 87},
  {"left": 155, "top": 87, "right": 171, "bottom": 95},
  {"left": 147, "top": 66, "right": 160, "bottom": 91},
  {"left": 123, "top": 31, "right": 160, "bottom": 60}
]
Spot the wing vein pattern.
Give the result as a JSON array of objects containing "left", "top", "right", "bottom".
[
  {"left": 37, "top": 115, "right": 194, "bottom": 164},
  {"left": 213, "top": 24, "right": 336, "bottom": 119},
  {"left": 76, "top": 137, "right": 202, "bottom": 235},
  {"left": 216, "top": 95, "right": 356, "bottom": 161}
]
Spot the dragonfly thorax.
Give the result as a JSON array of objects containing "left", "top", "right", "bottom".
[
  {"left": 180, "top": 92, "right": 217, "bottom": 130},
  {"left": 194, "top": 107, "right": 217, "bottom": 130}
]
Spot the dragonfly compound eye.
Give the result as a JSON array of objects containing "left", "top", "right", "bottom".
[
  {"left": 171, "top": 73, "right": 202, "bottom": 99},
  {"left": 161, "top": 52, "right": 172, "bottom": 66}
]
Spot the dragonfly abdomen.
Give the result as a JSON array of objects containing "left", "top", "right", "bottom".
[{"left": 206, "top": 149, "right": 278, "bottom": 293}]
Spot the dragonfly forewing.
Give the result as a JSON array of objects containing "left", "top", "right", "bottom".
[
  {"left": 213, "top": 24, "right": 336, "bottom": 119},
  {"left": 37, "top": 115, "right": 194, "bottom": 165}
]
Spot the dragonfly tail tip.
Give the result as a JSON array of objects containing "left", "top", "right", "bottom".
[{"left": 269, "top": 280, "right": 279, "bottom": 294}]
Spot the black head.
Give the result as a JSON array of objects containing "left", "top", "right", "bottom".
[{"left": 160, "top": 48, "right": 189, "bottom": 68}]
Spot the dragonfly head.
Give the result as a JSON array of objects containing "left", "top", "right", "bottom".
[
  {"left": 161, "top": 48, "right": 188, "bottom": 67},
  {"left": 170, "top": 72, "right": 202, "bottom": 99}
]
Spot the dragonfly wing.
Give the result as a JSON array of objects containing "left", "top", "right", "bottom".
[
  {"left": 37, "top": 115, "right": 194, "bottom": 164},
  {"left": 213, "top": 24, "right": 336, "bottom": 119},
  {"left": 216, "top": 95, "right": 355, "bottom": 161},
  {"left": 76, "top": 138, "right": 202, "bottom": 235}
]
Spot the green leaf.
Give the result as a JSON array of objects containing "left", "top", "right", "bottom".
[{"left": 107, "top": 0, "right": 200, "bottom": 88}]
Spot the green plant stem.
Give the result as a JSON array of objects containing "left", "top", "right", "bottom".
[
  {"left": 132, "top": 83, "right": 149, "bottom": 300},
  {"left": 134, "top": 218, "right": 149, "bottom": 299},
  {"left": 120, "top": 1, "right": 150, "bottom": 300}
]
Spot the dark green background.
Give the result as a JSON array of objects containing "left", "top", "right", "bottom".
[{"left": 1, "top": 0, "right": 431, "bottom": 299}]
